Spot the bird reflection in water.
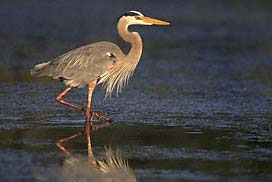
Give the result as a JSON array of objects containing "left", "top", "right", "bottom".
[
  {"left": 58, "top": 147, "right": 136, "bottom": 182},
  {"left": 52, "top": 129, "right": 137, "bottom": 182},
  {"left": 35, "top": 145, "right": 137, "bottom": 182}
]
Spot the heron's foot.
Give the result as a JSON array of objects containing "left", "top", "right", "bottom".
[{"left": 92, "top": 112, "right": 113, "bottom": 123}]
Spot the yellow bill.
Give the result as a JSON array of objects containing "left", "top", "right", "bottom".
[{"left": 141, "top": 16, "right": 171, "bottom": 25}]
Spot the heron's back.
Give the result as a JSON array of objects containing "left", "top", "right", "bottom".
[{"left": 31, "top": 41, "right": 124, "bottom": 88}]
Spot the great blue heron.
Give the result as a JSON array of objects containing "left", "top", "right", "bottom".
[{"left": 30, "top": 10, "right": 170, "bottom": 158}]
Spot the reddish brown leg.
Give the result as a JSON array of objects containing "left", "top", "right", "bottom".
[
  {"left": 56, "top": 87, "right": 83, "bottom": 110},
  {"left": 56, "top": 131, "right": 84, "bottom": 155},
  {"left": 55, "top": 84, "right": 108, "bottom": 161},
  {"left": 56, "top": 87, "right": 112, "bottom": 123},
  {"left": 86, "top": 80, "right": 97, "bottom": 164}
]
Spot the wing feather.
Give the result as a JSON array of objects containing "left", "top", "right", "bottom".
[{"left": 47, "top": 41, "right": 124, "bottom": 87}]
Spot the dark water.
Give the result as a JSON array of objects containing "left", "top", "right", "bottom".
[{"left": 0, "top": 0, "right": 272, "bottom": 181}]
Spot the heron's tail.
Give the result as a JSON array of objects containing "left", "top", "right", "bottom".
[{"left": 30, "top": 61, "right": 53, "bottom": 77}]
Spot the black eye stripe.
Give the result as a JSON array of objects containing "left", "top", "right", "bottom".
[
  {"left": 117, "top": 11, "right": 143, "bottom": 21},
  {"left": 122, "top": 12, "right": 141, "bottom": 17}
]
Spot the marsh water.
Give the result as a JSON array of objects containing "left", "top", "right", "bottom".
[{"left": 0, "top": 0, "right": 272, "bottom": 181}]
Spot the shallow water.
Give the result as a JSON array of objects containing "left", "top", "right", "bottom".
[{"left": 0, "top": 0, "right": 272, "bottom": 181}]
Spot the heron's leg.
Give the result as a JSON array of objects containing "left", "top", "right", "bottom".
[
  {"left": 56, "top": 87, "right": 112, "bottom": 123},
  {"left": 56, "top": 87, "right": 83, "bottom": 110},
  {"left": 86, "top": 80, "right": 97, "bottom": 164},
  {"left": 56, "top": 131, "right": 84, "bottom": 155}
]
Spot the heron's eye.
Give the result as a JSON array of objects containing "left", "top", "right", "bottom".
[
  {"left": 106, "top": 52, "right": 116, "bottom": 59},
  {"left": 135, "top": 16, "right": 141, "bottom": 20}
]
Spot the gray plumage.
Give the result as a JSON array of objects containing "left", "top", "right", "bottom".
[
  {"left": 31, "top": 41, "right": 124, "bottom": 88},
  {"left": 30, "top": 10, "right": 170, "bottom": 97}
]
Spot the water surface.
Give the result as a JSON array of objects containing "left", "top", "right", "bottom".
[{"left": 0, "top": 0, "right": 272, "bottom": 181}]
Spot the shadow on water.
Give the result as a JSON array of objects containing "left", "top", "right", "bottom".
[{"left": 0, "top": 0, "right": 272, "bottom": 182}]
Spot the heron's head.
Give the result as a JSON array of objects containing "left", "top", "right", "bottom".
[{"left": 118, "top": 10, "right": 170, "bottom": 26}]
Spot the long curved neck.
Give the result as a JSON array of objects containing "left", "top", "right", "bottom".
[{"left": 117, "top": 18, "right": 143, "bottom": 64}]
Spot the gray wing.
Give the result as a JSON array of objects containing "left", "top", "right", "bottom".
[{"left": 31, "top": 41, "right": 125, "bottom": 87}]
